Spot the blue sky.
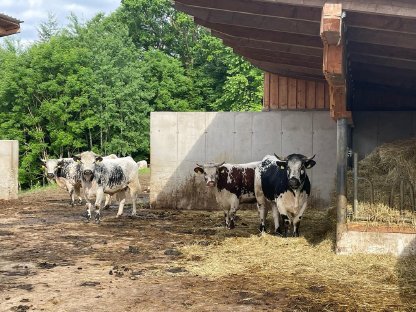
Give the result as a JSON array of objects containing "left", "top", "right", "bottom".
[{"left": 1, "top": 0, "right": 121, "bottom": 46}]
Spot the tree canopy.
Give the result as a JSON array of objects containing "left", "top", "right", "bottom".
[{"left": 0, "top": 0, "right": 263, "bottom": 188}]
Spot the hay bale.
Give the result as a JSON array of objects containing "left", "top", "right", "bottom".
[{"left": 347, "top": 138, "right": 416, "bottom": 225}]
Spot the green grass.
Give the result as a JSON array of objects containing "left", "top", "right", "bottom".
[
  {"left": 138, "top": 167, "right": 150, "bottom": 175},
  {"left": 19, "top": 182, "right": 57, "bottom": 195}
]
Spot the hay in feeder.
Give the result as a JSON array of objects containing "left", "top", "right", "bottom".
[{"left": 348, "top": 138, "right": 416, "bottom": 225}]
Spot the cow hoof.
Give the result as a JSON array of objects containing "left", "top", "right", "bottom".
[
  {"left": 259, "top": 225, "right": 266, "bottom": 233},
  {"left": 116, "top": 214, "right": 122, "bottom": 218},
  {"left": 228, "top": 220, "right": 235, "bottom": 230},
  {"left": 103, "top": 205, "right": 110, "bottom": 210},
  {"left": 77, "top": 200, "right": 83, "bottom": 206},
  {"left": 273, "top": 231, "right": 283, "bottom": 237}
]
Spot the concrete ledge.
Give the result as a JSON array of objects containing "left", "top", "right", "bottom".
[{"left": 337, "top": 229, "right": 416, "bottom": 256}]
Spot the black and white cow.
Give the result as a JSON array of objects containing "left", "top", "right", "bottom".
[
  {"left": 255, "top": 154, "right": 316, "bottom": 237},
  {"left": 41, "top": 158, "right": 83, "bottom": 206},
  {"left": 74, "top": 151, "right": 141, "bottom": 223},
  {"left": 194, "top": 161, "right": 260, "bottom": 229}
]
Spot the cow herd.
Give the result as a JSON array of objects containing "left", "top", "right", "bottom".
[
  {"left": 42, "top": 150, "right": 316, "bottom": 237},
  {"left": 194, "top": 154, "right": 316, "bottom": 237},
  {"left": 41, "top": 152, "right": 145, "bottom": 223}
]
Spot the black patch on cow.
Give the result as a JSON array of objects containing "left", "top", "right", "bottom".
[
  {"left": 94, "top": 163, "right": 126, "bottom": 188},
  {"left": 217, "top": 166, "right": 255, "bottom": 199}
]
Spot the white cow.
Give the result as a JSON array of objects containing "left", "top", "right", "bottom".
[
  {"left": 137, "top": 160, "right": 148, "bottom": 170},
  {"left": 74, "top": 151, "right": 141, "bottom": 222}
]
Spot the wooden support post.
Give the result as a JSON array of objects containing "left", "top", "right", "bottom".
[{"left": 320, "top": 3, "right": 351, "bottom": 122}]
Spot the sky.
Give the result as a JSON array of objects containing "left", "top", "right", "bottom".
[{"left": 1, "top": 0, "right": 121, "bottom": 46}]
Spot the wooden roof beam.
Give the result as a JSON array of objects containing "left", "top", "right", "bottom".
[
  {"left": 196, "top": 18, "right": 322, "bottom": 47},
  {"left": 213, "top": 31, "right": 323, "bottom": 57},
  {"left": 0, "top": 25, "right": 20, "bottom": 37},
  {"left": 175, "top": 2, "right": 320, "bottom": 36},
  {"left": 233, "top": 47, "right": 322, "bottom": 69},
  {"left": 175, "top": 0, "right": 322, "bottom": 21},
  {"left": 320, "top": 3, "right": 351, "bottom": 121}
]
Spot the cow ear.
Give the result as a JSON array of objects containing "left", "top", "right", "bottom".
[
  {"left": 73, "top": 155, "right": 81, "bottom": 162},
  {"left": 304, "top": 159, "right": 316, "bottom": 169},
  {"left": 96, "top": 156, "right": 103, "bottom": 162},
  {"left": 194, "top": 167, "right": 204, "bottom": 174},
  {"left": 218, "top": 166, "right": 227, "bottom": 174},
  {"left": 57, "top": 159, "right": 64, "bottom": 168},
  {"left": 40, "top": 157, "right": 46, "bottom": 165},
  {"left": 274, "top": 153, "right": 287, "bottom": 168}
]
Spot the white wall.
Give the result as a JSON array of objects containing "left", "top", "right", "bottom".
[
  {"left": 0, "top": 140, "right": 18, "bottom": 200},
  {"left": 150, "top": 112, "right": 336, "bottom": 209}
]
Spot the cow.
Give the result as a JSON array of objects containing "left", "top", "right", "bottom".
[
  {"left": 255, "top": 154, "right": 316, "bottom": 237},
  {"left": 73, "top": 151, "right": 141, "bottom": 223},
  {"left": 41, "top": 157, "right": 114, "bottom": 209},
  {"left": 41, "top": 158, "right": 83, "bottom": 206},
  {"left": 194, "top": 161, "right": 260, "bottom": 229},
  {"left": 137, "top": 160, "right": 148, "bottom": 170}
]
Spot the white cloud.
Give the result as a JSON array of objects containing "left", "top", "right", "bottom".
[{"left": 0, "top": 0, "right": 121, "bottom": 44}]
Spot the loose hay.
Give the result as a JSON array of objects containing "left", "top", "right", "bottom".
[
  {"left": 347, "top": 138, "right": 416, "bottom": 226},
  {"left": 179, "top": 209, "right": 416, "bottom": 311}
]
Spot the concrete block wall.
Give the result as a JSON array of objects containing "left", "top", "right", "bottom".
[
  {"left": 150, "top": 111, "right": 336, "bottom": 209},
  {"left": 0, "top": 140, "right": 18, "bottom": 200}
]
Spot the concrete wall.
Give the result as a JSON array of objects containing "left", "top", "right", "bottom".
[
  {"left": 150, "top": 111, "right": 336, "bottom": 209},
  {"left": 0, "top": 140, "right": 18, "bottom": 200},
  {"left": 353, "top": 111, "right": 416, "bottom": 159},
  {"left": 337, "top": 230, "right": 416, "bottom": 256}
]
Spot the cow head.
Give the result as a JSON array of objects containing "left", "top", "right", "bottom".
[
  {"left": 194, "top": 162, "right": 225, "bottom": 187},
  {"left": 73, "top": 151, "right": 103, "bottom": 181},
  {"left": 274, "top": 153, "right": 316, "bottom": 190},
  {"left": 41, "top": 158, "right": 63, "bottom": 180}
]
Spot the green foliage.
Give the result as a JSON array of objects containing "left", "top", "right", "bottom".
[{"left": 0, "top": 0, "right": 263, "bottom": 189}]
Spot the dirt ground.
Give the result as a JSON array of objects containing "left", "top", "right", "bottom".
[{"left": 0, "top": 173, "right": 415, "bottom": 312}]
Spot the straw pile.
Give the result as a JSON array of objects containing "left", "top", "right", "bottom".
[
  {"left": 347, "top": 138, "right": 416, "bottom": 225},
  {"left": 178, "top": 208, "right": 416, "bottom": 311}
]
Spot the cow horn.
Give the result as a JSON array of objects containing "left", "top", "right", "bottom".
[
  {"left": 196, "top": 163, "right": 203, "bottom": 167},
  {"left": 274, "top": 153, "right": 284, "bottom": 160},
  {"left": 217, "top": 161, "right": 225, "bottom": 167},
  {"left": 306, "top": 154, "right": 316, "bottom": 161}
]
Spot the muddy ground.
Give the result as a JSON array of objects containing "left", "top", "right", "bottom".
[{"left": 0, "top": 173, "right": 415, "bottom": 311}]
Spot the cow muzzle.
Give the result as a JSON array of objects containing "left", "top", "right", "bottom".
[
  {"left": 206, "top": 181, "right": 215, "bottom": 187},
  {"left": 83, "top": 169, "right": 93, "bottom": 176},
  {"left": 46, "top": 173, "right": 55, "bottom": 179},
  {"left": 288, "top": 178, "right": 300, "bottom": 189}
]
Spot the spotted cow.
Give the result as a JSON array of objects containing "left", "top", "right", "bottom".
[
  {"left": 74, "top": 151, "right": 141, "bottom": 223},
  {"left": 194, "top": 161, "right": 260, "bottom": 229},
  {"left": 255, "top": 154, "right": 316, "bottom": 237}
]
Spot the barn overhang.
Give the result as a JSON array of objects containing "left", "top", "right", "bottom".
[
  {"left": 0, "top": 13, "right": 22, "bottom": 37},
  {"left": 175, "top": 0, "right": 416, "bottom": 115}
]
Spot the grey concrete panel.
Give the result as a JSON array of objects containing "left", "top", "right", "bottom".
[
  {"left": 234, "top": 112, "right": 253, "bottom": 163},
  {"left": 311, "top": 112, "right": 337, "bottom": 202},
  {"left": 177, "top": 113, "right": 206, "bottom": 162},
  {"left": 252, "top": 112, "right": 282, "bottom": 160},
  {"left": 352, "top": 112, "right": 378, "bottom": 159},
  {"left": 150, "top": 112, "right": 178, "bottom": 163},
  {"left": 377, "top": 112, "right": 413, "bottom": 144},
  {"left": 206, "top": 112, "right": 235, "bottom": 163},
  {"left": 0, "top": 140, "right": 18, "bottom": 200},
  {"left": 281, "top": 111, "right": 313, "bottom": 158}
]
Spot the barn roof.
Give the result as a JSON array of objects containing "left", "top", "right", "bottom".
[
  {"left": 175, "top": 0, "right": 416, "bottom": 111},
  {"left": 0, "top": 13, "right": 22, "bottom": 37}
]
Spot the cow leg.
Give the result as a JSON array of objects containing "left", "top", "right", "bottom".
[
  {"left": 223, "top": 210, "right": 230, "bottom": 228},
  {"left": 103, "top": 194, "right": 112, "bottom": 210},
  {"left": 293, "top": 200, "right": 308, "bottom": 237},
  {"left": 271, "top": 202, "right": 283, "bottom": 236},
  {"left": 257, "top": 202, "right": 267, "bottom": 233},
  {"left": 83, "top": 185, "right": 93, "bottom": 221},
  {"left": 227, "top": 197, "right": 239, "bottom": 229},
  {"left": 74, "top": 184, "right": 82, "bottom": 205},
  {"left": 94, "top": 187, "right": 104, "bottom": 223},
  {"left": 129, "top": 186, "right": 137, "bottom": 216},
  {"left": 69, "top": 188, "right": 75, "bottom": 207},
  {"left": 116, "top": 191, "right": 127, "bottom": 217}
]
